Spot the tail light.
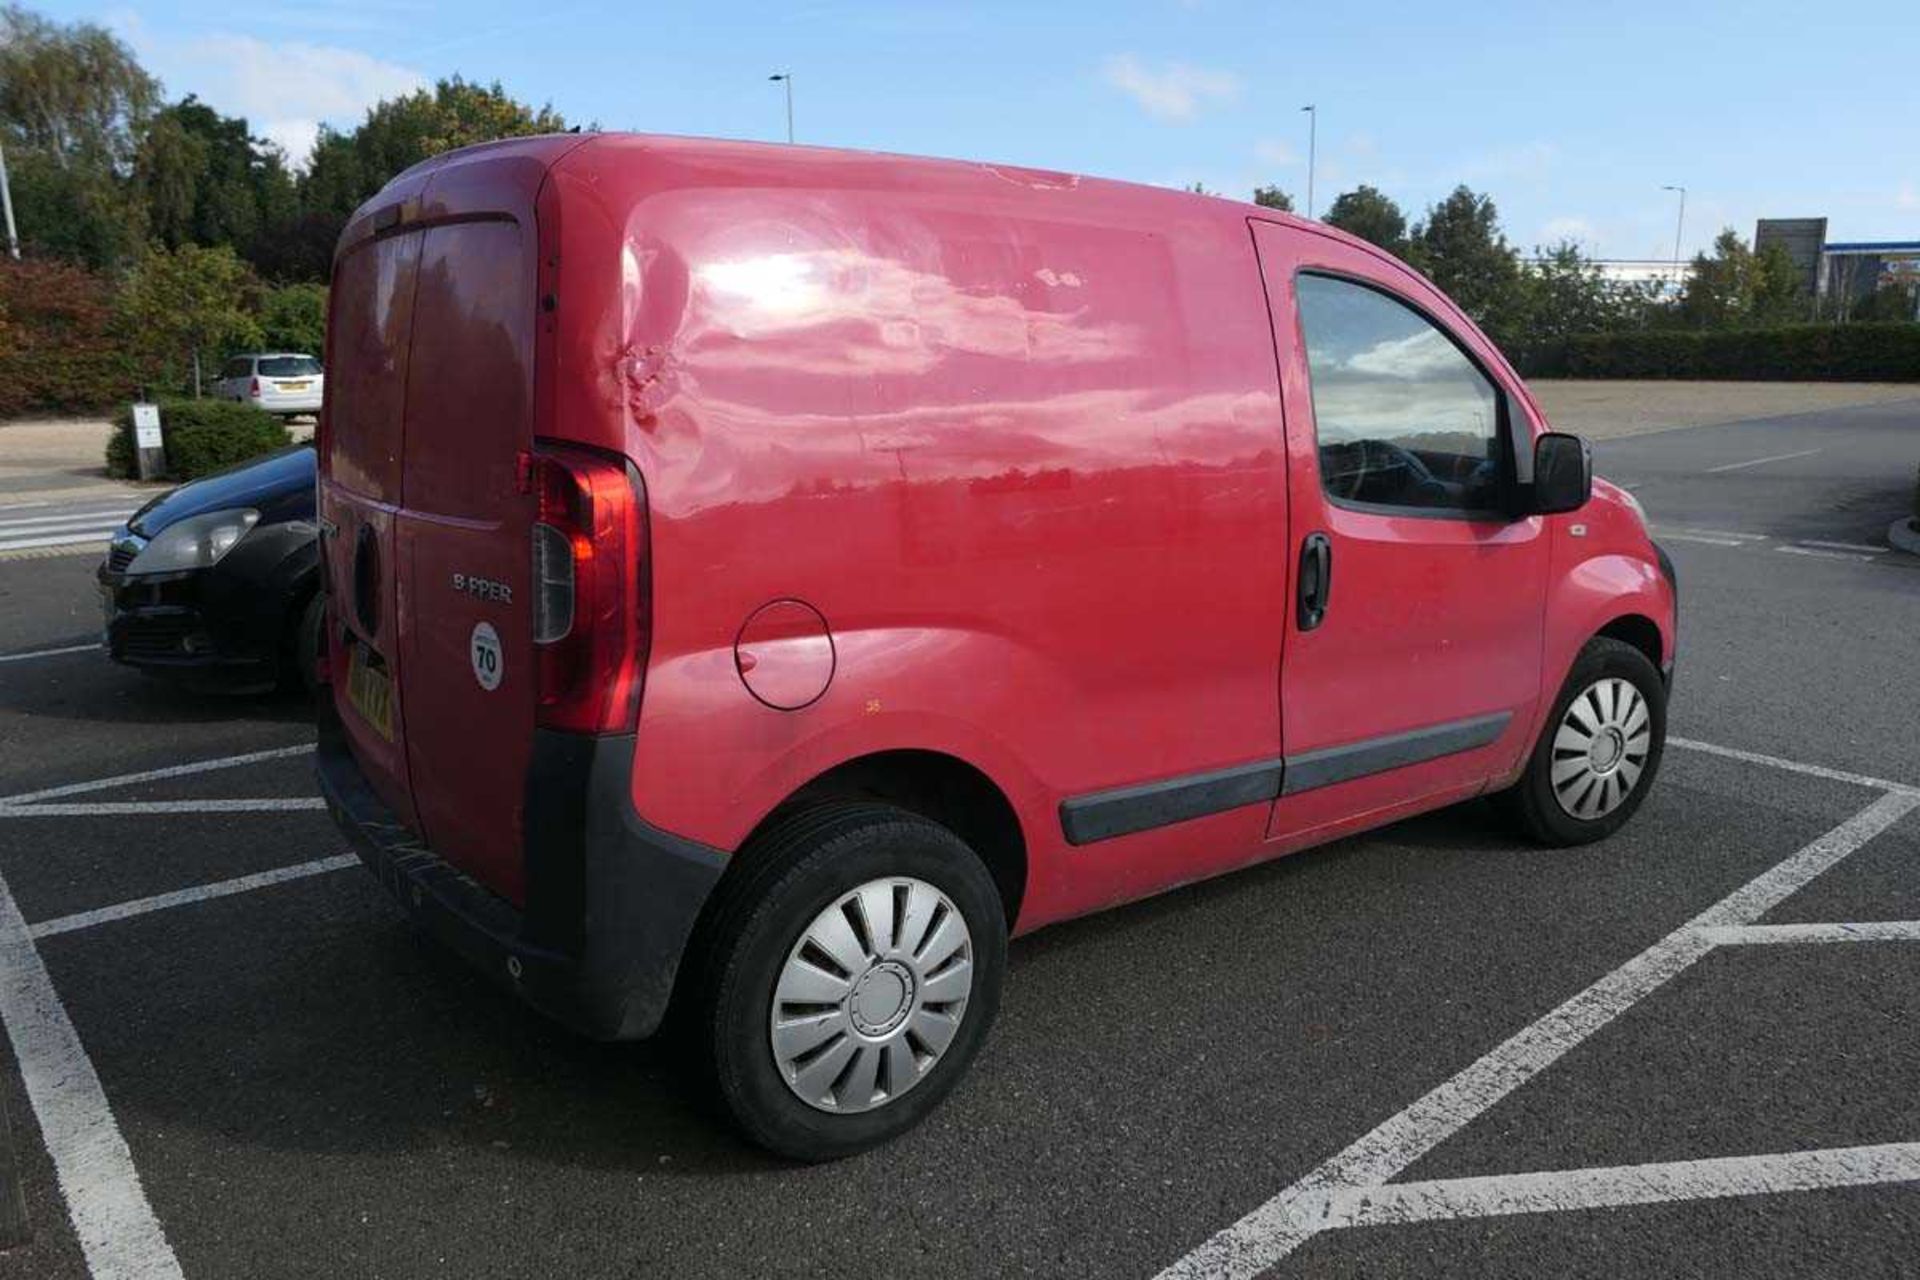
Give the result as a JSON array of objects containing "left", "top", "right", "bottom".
[
  {"left": 248, "top": 377, "right": 262, "bottom": 398},
  {"left": 528, "top": 443, "right": 650, "bottom": 734}
]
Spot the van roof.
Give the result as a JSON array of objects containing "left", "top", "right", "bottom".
[{"left": 386, "top": 129, "right": 1372, "bottom": 252}]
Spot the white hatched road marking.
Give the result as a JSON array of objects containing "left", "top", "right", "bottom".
[
  {"left": 1155, "top": 787, "right": 1920, "bottom": 1279},
  {"left": 0, "top": 511, "right": 137, "bottom": 532},
  {"left": 0, "top": 502, "right": 136, "bottom": 553},
  {"left": 1705, "top": 448, "right": 1822, "bottom": 473}
]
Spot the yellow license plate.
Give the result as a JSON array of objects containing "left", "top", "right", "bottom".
[
  {"left": 278, "top": 380, "right": 311, "bottom": 391},
  {"left": 346, "top": 642, "right": 394, "bottom": 741}
]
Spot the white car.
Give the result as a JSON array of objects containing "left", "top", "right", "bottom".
[{"left": 212, "top": 353, "right": 325, "bottom": 416}]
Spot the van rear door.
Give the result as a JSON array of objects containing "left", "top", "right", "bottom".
[
  {"left": 323, "top": 140, "right": 582, "bottom": 906},
  {"left": 394, "top": 213, "right": 540, "bottom": 903},
  {"left": 321, "top": 185, "right": 427, "bottom": 825}
]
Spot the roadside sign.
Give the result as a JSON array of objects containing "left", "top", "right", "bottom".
[
  {"left": 131, "top": 402, "right": 165, "bottom": 481},
  {"left": 131, "top": 403, "right": 162, "bottom": 449}
]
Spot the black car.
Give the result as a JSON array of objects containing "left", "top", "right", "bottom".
[{"left": 98, "top": 445, "right": 322, "bottom": 693}]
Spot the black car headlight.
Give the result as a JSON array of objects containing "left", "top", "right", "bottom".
[{"left": 125, "top": 508, "right": 260, "bottom": 574}]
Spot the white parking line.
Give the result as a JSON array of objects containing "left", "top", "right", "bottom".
[
  {"left": 1698, "top": 920, "right": 1920, "bottom": 946},
  {"left": 0, "top": 643, "right": 100, "bottom": 666},
  {"left": 1656, "top": 533, "right": 1748, "bottom": 547},
  {"left": 1652, "top": 525, "right": 1767, "bottom": 542},
  {"left": 1154, "top": 787, "right": 1920, "bottom": 1279},
  {"left": 28, "top": 855, "right": 358, "bottom": 940},
  {"left": 0, "top": 798, "right": 328, "bottom": 817},
  {"left": 0, "top": 744, "right": 314, "bottom": 806},
  {"left": 1799, "top": 539, "right": 1889, "bottom": 555},
  {"left": 1706, "top": 448, "right": 1821, "bottom": 473},
  {"left": 1329, "top": 1143, "right": 1920, "bottom": 1228},
  {"left": 1669, "top": 736, "right": 1920, "bottom": 796},
  {"left": 1776, "top": 545, "right": 1878, "bottom": 563},
  {"left": 0, "top": 867, "right": 185, "bottom": 1280}
]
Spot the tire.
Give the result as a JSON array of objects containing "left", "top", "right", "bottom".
[
  {"left": 685, "top": 802, "right": 1007, "bottom": 1161},
  {"left": 283, "top": 591, "right": 325, "bottom": 697},
  {"left": 1495, "top": 636, "right": 1666, "bottom": 846}
]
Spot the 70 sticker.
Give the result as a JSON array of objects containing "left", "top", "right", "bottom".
[{"left": 470, "top": 622, "right": 503, "bottom": 691}]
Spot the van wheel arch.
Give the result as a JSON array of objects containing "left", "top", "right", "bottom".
[
  {"left": 1595, "top": 613, "right": 1664, "bottom": 673},
  {"left": 731, "top": 750, "right": 1029, "bottom": 930}
]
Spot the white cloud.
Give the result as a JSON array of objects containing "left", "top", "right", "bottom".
[
  {"left": 1539, "top": 215, "right": 1598, "bottom": 246},
  {"left": 111, "top": 12, "right": 425, "bottom": 167},
  {"left": 1102, "top": 54, "right": 1240, "bottom": 122},
  {"left": 1898, "top": 182, "right": 1920, "bottom": 210},
  {"left": 1254, "top": 139, "right": 1299, "bottom": 166}
]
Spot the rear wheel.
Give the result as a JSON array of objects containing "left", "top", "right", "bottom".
[
  {"left": 687, "top": 803, "right": 1007, "bottom": 1161},
  {"left": 1497, "top": 636, "right": 1666, "bottom": 846}
]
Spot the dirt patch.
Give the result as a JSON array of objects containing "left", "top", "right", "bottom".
[{"left": 1526, "top": 381, "right": 1920, "bottom": 441}]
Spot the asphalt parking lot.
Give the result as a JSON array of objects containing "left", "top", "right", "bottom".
[{"left": 1, "top": 397, "right": 1917, "bottom": 1279}]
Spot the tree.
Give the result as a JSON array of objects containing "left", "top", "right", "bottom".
[
  {"left": 1252, "top": 185, "right": 1294, "bottom": 212},
  {"left": 1408, "top": 185, "right": 1524, "bottom": 349},
  {"left": 1677, "top": 229, "right": 1806, "bottom": 329},
  {"left": 257, "top": 282, "right": 328, "bottom": 355},
  {"left": 289, "top": 77, "right": 569, "bottom": 279},
  {"left": 0, "top": 5, "right": 155, "bottom": 171},
  {"left": 117, "top": 243, "right": 262, "bottom": 396},
  {"left": 1323, "top": 185, "right": 1407, "bottom": 255},
  {"left": 1517, "top": 241, "right": 1620, "bottom": 344},
  {"left": 0, "top": 4, "right": 157, "bottom": 267}
]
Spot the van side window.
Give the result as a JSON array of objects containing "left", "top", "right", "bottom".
[{"left": 1295, "top": 273, "right": 1502, "bottom": 514}]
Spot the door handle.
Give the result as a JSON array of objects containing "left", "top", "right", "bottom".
[{"left": 1297, "top": 532, "right": 1333, "bottom": 631}]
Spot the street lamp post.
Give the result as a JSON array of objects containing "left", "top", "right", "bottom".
[
  {"left": 1661, "top": 184, "right": 1687, "bottom": 292},
  {"left": 768, "top": 73, "right": 794, "bottom": 144},
  {"left": 1301, "top": 104, "right": 1317, "bottom": 219}
]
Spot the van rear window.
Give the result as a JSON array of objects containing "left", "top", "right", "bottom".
[{"left": 261, "top": 356, "right": 322, "bottom": 377}]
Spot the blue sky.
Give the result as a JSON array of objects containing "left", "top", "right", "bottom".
[{"left": 57, "top": 0, "right": 1920, "bottom": 259}]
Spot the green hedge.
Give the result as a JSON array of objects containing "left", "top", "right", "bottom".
[
  {"left": 106, "top": 399, "right": 292, "bottom": 482},
  {"left": 1520, "top": 323, "right": 1920, "bottom": 381}
]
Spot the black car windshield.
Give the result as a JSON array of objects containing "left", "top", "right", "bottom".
[{"left": 259, "top": 356, "right": 322, "bottom": 377}]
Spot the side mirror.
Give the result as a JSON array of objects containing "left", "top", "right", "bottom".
[{"left": 1530, "top": 432, "right": 1592, "bottom": 515}]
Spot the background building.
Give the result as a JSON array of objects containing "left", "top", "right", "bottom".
[{"left": 1758, "top": 218, "right": 1920, "bottom": 319}]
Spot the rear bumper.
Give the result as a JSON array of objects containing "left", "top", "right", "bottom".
[
  {"left": 316, "top": 700, "right": 727, "bottom": 1041},
  {"left": 247, "top": 391, "right": 324, "bottom": 414}
]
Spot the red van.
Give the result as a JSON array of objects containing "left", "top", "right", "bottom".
[{"left": 316, "top": 133, "right": 1676, "bottom": 1160}]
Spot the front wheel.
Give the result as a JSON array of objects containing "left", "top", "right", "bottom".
[
  {"left": 1496, "top": 636, "right": 1667, "bottom": 846},
  {"left": 686, "top": 803, "right": 1007, "bottom": 1161}
]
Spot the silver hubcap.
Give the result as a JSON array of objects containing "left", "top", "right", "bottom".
[
  {"left": 770, "top": 877, "right": 973, "bottom": 1114},
  {"left": 1551, "top": 676, "right": 1653, "bottom": 820}
]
